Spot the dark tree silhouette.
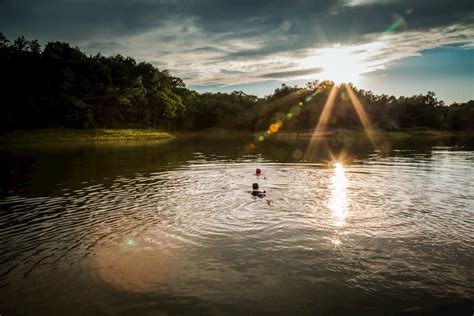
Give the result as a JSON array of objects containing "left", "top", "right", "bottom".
[{"left": 0, "top": 34, "right": 472, "bottom": 134}]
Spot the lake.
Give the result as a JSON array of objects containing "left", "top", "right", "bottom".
[{"left": 0, "top": 134, "right": 473, "bottom": 315}]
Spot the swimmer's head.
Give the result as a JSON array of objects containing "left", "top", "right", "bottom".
[
  {"left": 256, "top": 168, "right": 262, "bottom": 175},
  {"left": 252, "top": 183, "right": 259, "bottom": 190}
]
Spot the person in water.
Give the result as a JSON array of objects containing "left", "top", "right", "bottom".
[
  {"left": 255, "top": 168, "right": 267, "bottom": 179},
  {"left": 251, "top": 183, "right": 273, "bottom": 205},
  {"left": 251, "top": 183, "right": 266, "bottom": 198}
]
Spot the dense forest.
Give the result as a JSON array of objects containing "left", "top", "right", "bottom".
[{"left": 1, "top": 33, "right": 473, "bottom": 134}]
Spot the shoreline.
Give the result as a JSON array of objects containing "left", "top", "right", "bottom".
[
  {"left": 0, "top": 129, "right": 175, "bottom": 144},
  {"left": 181, "top": 128, "right": 473, "bottom": 140},
  {"left": 1, "top": 128, "right": 472, "bottom": 144},
  {"left": 272, "top": 129, "right": 471, "bottom": 139}
]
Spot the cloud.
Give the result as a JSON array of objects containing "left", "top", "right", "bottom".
[
  {"left": 360, "top": 24, "right": 474, "bottom": 68},
  {"left": 1, "top": 0, "right": 473, "bottom": 87},
  {"left": 95, "top": 19, "right": 472, "bottom": 86},
  {"left": 220, "top": 69, "right": 246, "bottom": 75},
  {"left": 261, "top": 67, "right": 323, "bottom": 79},
  {"left": 343, "top": 0, "right": 397, "bottom": 7},
  {"left": 85, "top": 41, "right": 125, "bottom": 53}
]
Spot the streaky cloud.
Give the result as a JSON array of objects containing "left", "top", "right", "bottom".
[{"left": 261, "top": 67, "right": 323, "bottom": 79}]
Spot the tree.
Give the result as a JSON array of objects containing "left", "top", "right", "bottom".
[{"left": 0, "top": 34, "right": 472, "bottom": 134}]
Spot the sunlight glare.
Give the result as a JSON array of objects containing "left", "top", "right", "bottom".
[
  {"left": 328, "top": 162, "right": 349, "bottom": 227},
  {"left": 345, "top": 85, "right": 379, "bottom": 148},
  {"left": 301, "top": 46, "right": 367, "bottom": 84},
  {"left": 303, "top": 85, "right": 338, "bottom": 161},
  {"left": 331, "top": 239, "right": 342, "bottom": 247}
]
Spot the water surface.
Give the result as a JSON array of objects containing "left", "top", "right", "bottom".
[{"left": 0, "top": 135, "right": 473, "bottom": 315}]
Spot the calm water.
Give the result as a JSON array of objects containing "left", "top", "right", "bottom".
[{"left": 0, "top": 135, "right": 473, "bottom": 315}]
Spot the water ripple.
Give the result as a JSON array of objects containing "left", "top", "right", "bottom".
[{"left": 0, "top": 144, "right": 473, "bottom": 314}]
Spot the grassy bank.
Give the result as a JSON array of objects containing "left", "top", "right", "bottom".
[
  {"left": 0, "top": 129, "right": 175, "bottom": 144},
  {"left": 1, "top": 128, "right": 471, "bottom": 144}
]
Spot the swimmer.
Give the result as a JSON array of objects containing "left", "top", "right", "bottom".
[
  {"left": 255, "top": 168, "right": 267, "bottom": 180},
  {"left": 250, "top": 183, "right": 272, "bottom": 205},
  {"left": 251, "top": 183, "right": 266, "bottom": 198}
]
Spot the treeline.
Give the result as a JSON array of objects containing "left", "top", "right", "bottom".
[
  {"left": 1, "top": 33, "right": 472, "bottom": 134},
  {"left": 256, "top": 83, "right": 474, "bottom": 132},
  {"left": 0, "top": 33, "right": 261, "bottom": 132}
]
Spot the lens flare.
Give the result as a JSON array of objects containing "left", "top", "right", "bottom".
[
  {"left": 345, "top": 85, "right": 379, "bottom": 148},
  {"left": 270, "top": 123, "right": 280, "bottom": 133},
  {"left": 92, "top": 215, "right": 175, "bottom": 293},
  {"left": 126, "top": 239, "right": 137, "bottom": 246},
  {"left": 291, "top": 105, "right": 301, "bottom": 116},
  {"left": 304, "top": 85, "right": 338, "bottom": 161},
  {"left": 292, "top": 149, "right": 303, "bottom": 159},
  {"left": 384, "top": 15, "right": 406, "bottom": 34}
]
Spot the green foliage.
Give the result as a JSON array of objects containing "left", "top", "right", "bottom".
[
  {"left": 0, "top": 33, "right": 472, "bottom": 134},
  {"left": 0, "top": 129, "right": 174, "bottom": 143},
  {"left": 265, "top": 83, "right": 300, "bottom": 102},
  {"left": 184, "top": 91, "right": 260, "bottom": 130},
  {"left": 64, "top": 96, "right": 95, "bottom": 129},
  {"left": 256, "top": 81, "right": 473, "bottom": 133},
  {"left": 445, "top": 101, "right": 474, "bottom": 130},
  {"left": 0, "top": 34, "right": 189, "bottom": 132}
]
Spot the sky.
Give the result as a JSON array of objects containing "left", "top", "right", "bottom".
[{"left": 1, "top": 0, "right": 473, "bottom": 103}]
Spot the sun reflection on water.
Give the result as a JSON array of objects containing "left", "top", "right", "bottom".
[{"left": 328, "top": 162, "right": 349, "bottom": 227}]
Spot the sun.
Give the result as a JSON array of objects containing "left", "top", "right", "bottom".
[
  {"left": 319, "top": 47, "right": 367, "bottom": 84},
  {"left": 300, "top": 46, "right": 367, "bottom": 84}
]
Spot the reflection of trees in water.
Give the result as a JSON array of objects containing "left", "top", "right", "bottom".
[
  {"left": 92, "top": 213, "right": 176, "bottom": 292},
  {"left": 260, "top": 136, "right": 376, "bottom": 163},
  {"left": 1, "top": 136, "right": 472, "bottom": 196},
  {"left": 0, "top": 151, "right": 35, "bottom": 195},
  {"left": 263, "top": 135, "right": 474, "bottom": 163}
]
